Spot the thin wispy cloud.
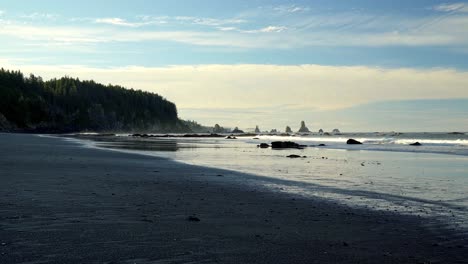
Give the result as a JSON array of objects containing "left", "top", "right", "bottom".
[
  {"left": 19, "top": 12, "right": 58, "bottom": 20},
  {"left": 243, "top": 26, "right": 288, "bottom": 33},
  {"left": 433, "top": 3, "right": 468, "bottom": 13},
  {"left": 174, "top": 16, "right": 246, "bottom": 26},
  {"left": 1, "top": 16, "right": 468, "bottom": 49},
  {"left": 95, "top": 17, "right": 141, "bottom": 27},
  {"left": 273, "top": 5, "right": 310, "bottom": 14}
]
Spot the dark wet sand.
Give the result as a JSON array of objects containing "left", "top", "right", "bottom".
[{"left": 0, "top": 133, "right": 466, "bottom": 263}]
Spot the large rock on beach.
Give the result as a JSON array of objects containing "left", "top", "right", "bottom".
[
  {"left": 347, "top": 139, "right": 363, "bottom": 145},
  {"left": 271, "top": 141, "right": 303, "bottom": 149}
]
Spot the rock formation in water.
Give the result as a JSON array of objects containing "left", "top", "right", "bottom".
[
  {"left": 213, "top": 124, "right": 225, "bottom": 133},
  {"left": 285, "top": 126, "right": 292, "bottom": 133},
  {"left": 255, "top": 126, "right": 260, "bottom": 133},
  {"left": 318, "top": 129, "right": 324, "bottom": 134},
  {"left": 231, "top": 127, "right": 244, "bottom": 133},
  {"left": 332, "top": 129, "right": 341, "bottom": 134},
  {"left": 347, "top": 139, "right": 363, "bottom": 145},
  {"left": 271, "top": 141, "right": 302, "bottom": 149},
  {"left": 297, "top": 121, "right": 310, "bottom": 133}
]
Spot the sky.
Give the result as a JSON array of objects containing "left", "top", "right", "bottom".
[{"left": 1, "top": 0, "right": 468, "bottom": 132}]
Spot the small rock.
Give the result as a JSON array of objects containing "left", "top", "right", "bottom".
[
  {"left": 347, "top": 139, "right": 363, "bottom": 145},
  {"left": 258, "top": 143, "right": 270, "bottom": 148},
  {"left": 410, "top": 142, "right": 422, "bottom": 146},
  {"left": 342, "top": 242, "right": 349, "bottom": 247},
  {"left": 287, "top": 154, "right": 302, "bottom": 158},
  {"left": 318, "top": 144, "right": 326, "bottom": 146},
  {"left": 187, "top": 216, "right": 200, "bottom": 222}
]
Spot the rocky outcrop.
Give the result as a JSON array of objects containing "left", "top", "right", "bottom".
[
  {"left": 255, "top": 126, "right": 260, "bottom": 133},
  {"left": 213, "top": 124, "right": 225, "bottom": 133},
  {"left": 231, "top": 127, "right": 244, "bottom": 133},
  {"left": 347, "top": 139, "right": 363, "bottom": 145},
  {"left": 258, "top": 143, "right": 270, "bottom": 148},
  {"left": 318, "top": 129, "right": 324, "bottom": 134},
  {"left": 332, "top": 129, "right": 341, "bottom": 134},
  {"left": 0, "top": 113, "right": 14, "bottom": 132},
  {"left": 271, "top": 141, "right": 304, "bottom": 149},
  {"left": 285, "top": 126, "right": 292, "bottom": 133},
  {"left": 297, "top": 121, "right": 310, "bottom": 133},
  {"left": 410, "top": 142, "right": 422, "bottom": 146}
]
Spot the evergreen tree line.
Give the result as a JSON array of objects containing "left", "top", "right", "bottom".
[{"left": 0, "top": 68, "right": 187, "bottom": 132}]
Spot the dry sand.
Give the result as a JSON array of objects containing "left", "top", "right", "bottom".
[{"left": 0, "top": 133, "right": 466, "bottom": 263}]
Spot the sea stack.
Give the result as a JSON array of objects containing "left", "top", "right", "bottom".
[
  {"left": 298, "top": 121, "right": 310, "bottom": 133},
  {"left": 231, "top": 127, "right": 244, "bottom": 133},
  {"left": 285, "top": 126, "right": 292, "bottom": 133},
  {"left": 255, "top": 126, "right": 260, "bottom": 133}
]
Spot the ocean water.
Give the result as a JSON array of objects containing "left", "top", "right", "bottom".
[{"left": 65, "top": 132, "right": 468, "bottom": 232}]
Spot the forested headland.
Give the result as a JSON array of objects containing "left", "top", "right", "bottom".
[{"left": 0, "top": 68, "right": 191, "bottom": 133}]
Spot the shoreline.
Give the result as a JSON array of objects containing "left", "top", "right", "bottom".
[{"left": 0, "top": 133, "right": 467, "bottom": 263}]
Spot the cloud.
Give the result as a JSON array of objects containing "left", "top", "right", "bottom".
[
  {"left": 433, "top": 3, "right": 468, "bottom": 13},
  {"left": 3, "top": 62, "right": 468, "bottom": 111},
  {"left": 3, "top": 62, "right": 467, "bottom": 130},
  {"left": 174, "top": 16, "right": 246, "bottom": 26},
  {"left": 273, "top": 5, "right": 310, "bottom": 13},
  {"left": 2, "top": 7, "right": 468, "bottom": 50},
  {"left": 0, "top": 10, "right": 4, "bottom": 16},
  {"left": 95, "top": 17, "right": 140, "bottom": 27},
  {"left": 242, "top": 26, "right": 288, "bottom": 33},
  {"left": 19, "top": 12, "right": 58, "bottom": 20}
]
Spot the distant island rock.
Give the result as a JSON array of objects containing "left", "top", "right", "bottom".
[
  {"left": 213, "top": 124, "right": 226, "bottom": 133},
  {"left": 297, "top": 121, "right": 310, "bottom": 133},
  {"left": 231, "top": 127, "right": 244, "bottom": 133},
  {"left": 347, "top": 139, "right": 363, "bottom": 145},
  {"left": 285, "top": 126, "right": 292, "bottom": 133},
  {"left": 332, "top": 129, "right": 341, "bottom": 134},
  {"left": 255, "top": 125, "right": 260, "bottom": 133},
  {"left": 318, "top": 129, "right": 324, "bottom": 134}
]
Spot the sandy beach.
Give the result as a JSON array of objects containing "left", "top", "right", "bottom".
[{"left": 0, "top": 133, "right": 466, "bottom": 264}]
